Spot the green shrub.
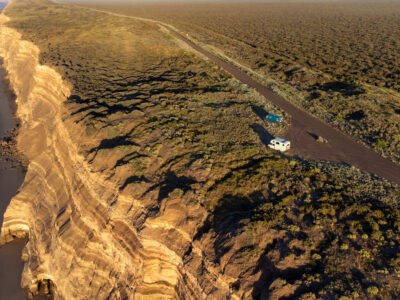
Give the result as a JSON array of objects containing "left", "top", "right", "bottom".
[
  {"left": 376, "top": 140, "right": 387, "bottom": 148},
  {"left": 367, "top": 286, "right": 379, "bottom": 296}
]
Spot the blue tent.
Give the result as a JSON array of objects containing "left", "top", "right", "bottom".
[{"left": 266, "top": 113, "right": 283, "bottom": 124}]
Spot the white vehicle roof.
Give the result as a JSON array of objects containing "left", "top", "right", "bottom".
[{"left": 272, "top": 138, "right": 289, "bottom": 144}]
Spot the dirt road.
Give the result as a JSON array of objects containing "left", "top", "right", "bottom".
[
  {"left": 161, "top": 25, "right": 400, "bottom": 185},
  {"left": 75, "top": 6, "right": 400, "bottom": 185}
]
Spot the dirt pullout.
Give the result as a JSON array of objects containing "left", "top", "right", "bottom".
[{"left": 160, "top": 25, "right": 400, "bottom": 185}]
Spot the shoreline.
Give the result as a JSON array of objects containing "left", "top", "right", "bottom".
[{"left": 0, "top": 58, "right": 28, "bottom": 300}]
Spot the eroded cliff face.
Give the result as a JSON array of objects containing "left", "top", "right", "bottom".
[{"left": 0, "top": 14, "right": 236, "bottom": 300}]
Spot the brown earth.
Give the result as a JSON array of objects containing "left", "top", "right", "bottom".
[
  {"left": 161, "top": 25, "right": 400, "bottom": 185},
  {"left": 81, "top": 5, "right": 400, "bottom": 184},
  {"left": 84, "top": 2, "right": 400, "bottom": 167},
  {"left": 1, "top": 3, "right": 400, "bottom": 299}
]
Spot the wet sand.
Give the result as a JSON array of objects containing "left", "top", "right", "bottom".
[{"left": 0, "top": 63, "right": 27, "bottom": 299}]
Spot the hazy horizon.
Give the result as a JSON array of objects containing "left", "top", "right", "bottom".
[
  {"left": 1, "top": 0, "right": 399, "bottom": 3},
  {"left": 57, "top": 0, "right": 400, "bottom": 3}
]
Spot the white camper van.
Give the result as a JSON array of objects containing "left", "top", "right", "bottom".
[{"left": 268, "top": 138, "right": 290, "bottom": 152}]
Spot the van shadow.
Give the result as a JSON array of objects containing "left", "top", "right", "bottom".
[{"left": 251, "top": 124, "right": 274, "bottom": 146}]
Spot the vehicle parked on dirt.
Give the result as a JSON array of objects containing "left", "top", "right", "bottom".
[{"left": 268, "top": 138, "right": 290, "bottom": 152}]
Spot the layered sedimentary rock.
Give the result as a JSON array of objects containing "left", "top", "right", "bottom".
[
  {"left": 0, "top": 14, "right": 236, "bottom": 299},
  {"left": 4, "top": 1, "right": 400, "bottom": 298}
]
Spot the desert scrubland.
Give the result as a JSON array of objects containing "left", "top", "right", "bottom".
[
  {"left": 89, "top": 2, "right": 400, "bottom": 165},
  {"left": 0, "top": 1, "right": 399, "bottom": 299}
]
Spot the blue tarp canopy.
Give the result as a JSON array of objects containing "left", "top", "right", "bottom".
[{"left": 266, "top": 113, "right": 283, "bottom": 123}]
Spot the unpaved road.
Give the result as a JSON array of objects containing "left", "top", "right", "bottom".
[
  {"left": 74, "top": 6, "right": 400, "bottom": 186},
  {"left": 162, "top": 25, "right": 400, "bottom": 185}
]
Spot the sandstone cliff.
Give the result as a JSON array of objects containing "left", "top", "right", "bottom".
[
  {"left": 2, "top": 2, "right": 400, "bottom": 299},
  {"left": 0, "top": 14, "right": 233, "bottom": 299}
]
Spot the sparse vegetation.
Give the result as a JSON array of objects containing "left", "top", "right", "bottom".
[
  {"left": 90, "top": 2, "right": 400, "bottom": 164},
  {"left": 4, "top": 1, "right": 400, "bottom": 298}
]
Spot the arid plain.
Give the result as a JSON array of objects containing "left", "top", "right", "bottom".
[
  {"left": 90, "top": 2, "right": 400, "bottom": 166},
  {"left": 0, "top": 0, "right": 399, "bottom": 299}
]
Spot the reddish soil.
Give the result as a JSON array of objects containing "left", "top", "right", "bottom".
[{"left": 163, "top": 25, "right": 400, "bottom": 186}]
